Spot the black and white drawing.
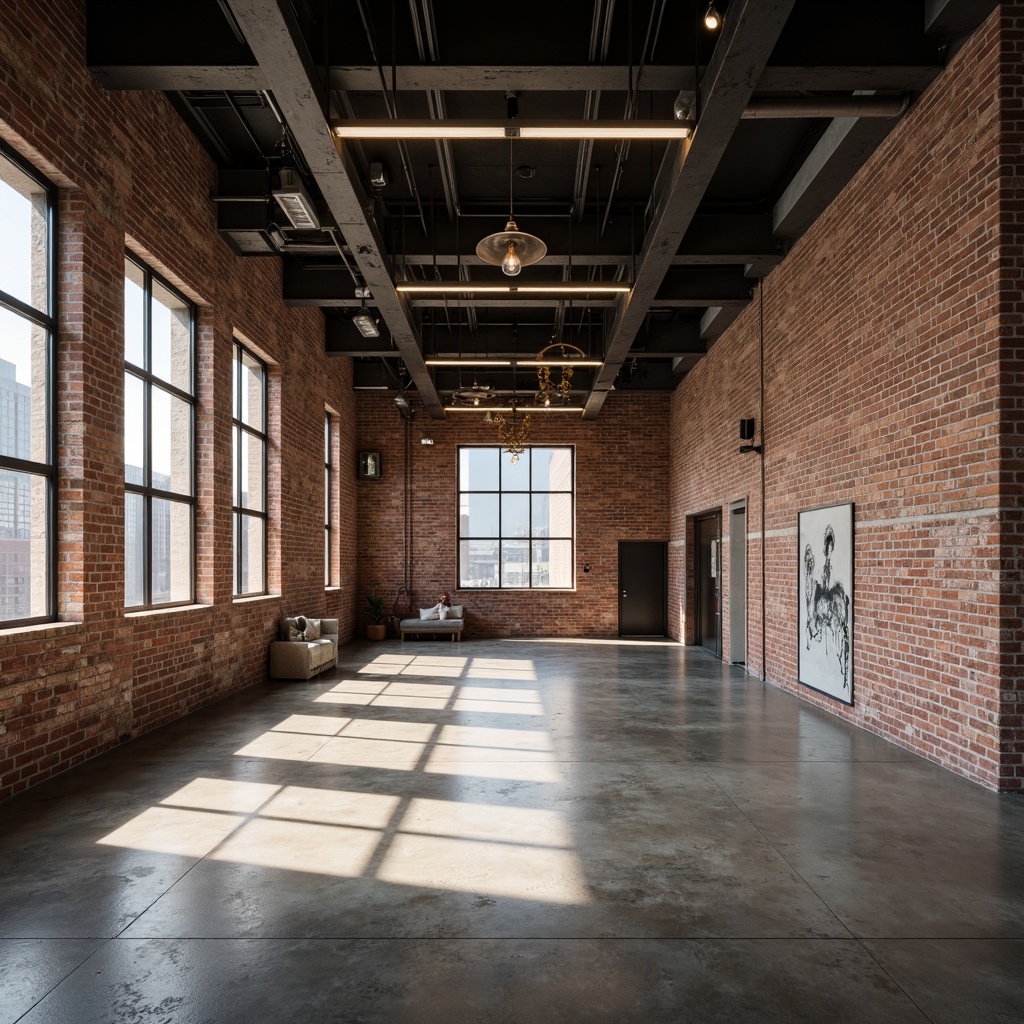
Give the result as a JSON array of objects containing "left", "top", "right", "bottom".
[{"left": 798, "top": 502, "right": 853, "bottom": 704}]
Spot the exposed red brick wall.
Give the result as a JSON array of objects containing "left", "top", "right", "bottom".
[
  {"left": 0, "top": 0, "right": 358, "bottom": 799},
  {"left": 669, "top": 8, "right": 1018, "bottom": 790},
  {"left": 999, "top": 9, "right": 1024, "bottom": 788},
  {"left": 356, "top": 392, "right": 670, "bottom": 638}
]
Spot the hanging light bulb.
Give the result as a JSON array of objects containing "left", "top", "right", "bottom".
[
  {"left": 501, "top": 239, "right": 522, "bottom": 276},
  {"left": 477, "top": 138, "right": 546, "bottom": 275},
  {"left": 703, "top": 2, "right": 722, "bottom": 30}
]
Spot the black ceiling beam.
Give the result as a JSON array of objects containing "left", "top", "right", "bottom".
[
  {"left": 772, "top": 111, "right": 902, "bottom": 240},
  {"left": 655, "top": 268, "right": 757, "bottom": 304},
  {"left": 330, "top": 65, "right": 941, "bottom": 94},
  {"left": 283, "top": 266, "right": 359, "bottom": 306},
  {"left": 86, "top": 0, "right": 264, "bottom": 90},
  {"left": 583, "top": 0, "right": 796, "bottom": 419},
  {"left": 224, "top": 0, "right": 444, "bottom": 418},
  {"left": 925, "top": 0, "right": 1000, "bottom": 40}
]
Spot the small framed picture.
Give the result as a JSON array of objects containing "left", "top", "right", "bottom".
[{"left": 358, "top": 451, "right": 382, "bottom": 479}]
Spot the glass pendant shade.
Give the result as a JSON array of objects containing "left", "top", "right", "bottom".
[{"left": 476, "top": 220, "right": 546, "bottom": 273}]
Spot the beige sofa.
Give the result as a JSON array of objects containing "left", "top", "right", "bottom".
[{"left": 270, "top": 616, "right": 339, "bottom": 680}]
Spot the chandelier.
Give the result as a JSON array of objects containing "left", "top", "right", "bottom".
[
  {"left": 493, "top": 401, "right": 531, "bottom": 463},
  {"left": 535, "top": 339, "right": 588, "bottom": 406}
]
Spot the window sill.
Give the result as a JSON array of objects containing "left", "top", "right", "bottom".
[
  {"left": 0, "top": 620, "right": 84, "bottom": 642},
  {"left": 325, "top": 586, "right": 342, "bottom": 593},
  {"left": 125, "top": 604, "right": 214, "bottom": 619},
  {"left": 232, "top": 593, "right": 281, "bottom": 606}
]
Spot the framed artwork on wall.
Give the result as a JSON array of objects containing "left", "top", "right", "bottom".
[
  {"left": 798, "top": 502, "right": 854, "bottom": 705},
  {"left": 358, "top": 451, "right": 382, "bottom": 479}
]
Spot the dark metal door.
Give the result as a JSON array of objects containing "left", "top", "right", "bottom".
[
  {"left": 618, "top": 541, "right": 667, "bottom": 636},
  {"left": 695, "top": 513, "right": 722, "bottom": 656}
]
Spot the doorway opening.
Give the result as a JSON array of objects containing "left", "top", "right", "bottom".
[
  {"left": 729, "top": 500, "right": 747, "bottom": 665},
  {"left": 694, "top": 511, "right": 722, "bottom": 657}
]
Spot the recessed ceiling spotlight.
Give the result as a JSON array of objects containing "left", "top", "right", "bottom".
[{"left": 516, "top": 165, "right": 536, "bottom": 179}]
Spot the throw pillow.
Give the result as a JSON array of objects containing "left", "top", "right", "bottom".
[
  {"left": 304, "top": 618, "right": 321, "bottom": 640},
  {"left": 419, "top": 606, "right": 440, "bottom": 620},
  {"left": 448, "top": 605, "right": 464, "bottom": 619},
  {"left": 280, "top": 616, "right": 302, "bottom": 641}
]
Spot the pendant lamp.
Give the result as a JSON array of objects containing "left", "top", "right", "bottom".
[{"left": 476, "top": 140, "right": 546, "bottom": 276}]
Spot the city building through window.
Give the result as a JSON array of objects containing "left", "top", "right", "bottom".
[
  {"left": 124, "top": 255, "right": 196, "bottom": 608},
  {"left": 0, "top": 144, "right": 55, "bottom": 625},
  {"left": 233, "top": 341, "right": 267, "bottom": 596}
]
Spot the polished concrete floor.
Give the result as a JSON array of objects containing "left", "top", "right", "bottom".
[{"left": 2, "top": 639, "right": 1023, "bottom": 1023}]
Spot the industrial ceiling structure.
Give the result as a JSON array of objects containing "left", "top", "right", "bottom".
[{"left": 86, "top": 0, "right": 998, "bottom": 419}]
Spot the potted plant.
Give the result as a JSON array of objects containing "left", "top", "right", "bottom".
[{"left": 366, "top": 590, "right": 386, "bottom": 640}]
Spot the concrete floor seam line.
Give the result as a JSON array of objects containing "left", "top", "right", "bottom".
[
  {"left": 855, "top": 936, "right": 937, "bottom": 1024},
  {"left": 702, "top": 766, "right": 857, "bottom": 941}
]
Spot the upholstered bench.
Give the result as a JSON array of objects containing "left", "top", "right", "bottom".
[{"left": 400, "top": 605, "right": 465, "bottom": 641}]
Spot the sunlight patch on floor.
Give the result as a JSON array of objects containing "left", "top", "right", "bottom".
[
  {"left": 210, "top": 818, "right": 381, "bottom": 876},
  {"left": 97, "top": 805, "right": 247, "bottom": 858},
  {"left": 377, "top": 834, "right": 588, "bottom": 904},
  {"left": 98, "top": 783, "right": 587, "bottom": 902}
]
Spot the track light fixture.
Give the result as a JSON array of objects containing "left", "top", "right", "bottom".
[{"left": 351, "top": 307, "right": 379, "bottom": 338}]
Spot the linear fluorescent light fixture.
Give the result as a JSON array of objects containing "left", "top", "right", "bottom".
[
  {"left": 444, "top": 405, "right": 584, "bottom": 414},
  {"left": 332, "top": 120, "right": 691, "bottom": 141},
  {"left": 425, "top": 358, "right": 602, "bottom": 366},
  {"left": 396, "top": 283, "right": 630, "bottom": 295},
  {"left": 273, "top": 168, "right": 320, "bottom": 230},
  {"left": 351, "top": 307, "right": 380, "bottom": 338}
]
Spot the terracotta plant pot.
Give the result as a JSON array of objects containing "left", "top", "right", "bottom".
[{"left": 367, "top": 624, "right": 386, "bottom": 640}]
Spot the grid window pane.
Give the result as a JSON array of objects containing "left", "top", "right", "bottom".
[
  {"left": 0, "top": 161, "right": 47, "bottom": 312},
  {"left": 0, "top": 306, "right": 47, "bottom": 463},
  {"left": 500, "top": 540, "right": 530, "bottom": 588},
  {"left": 124, "top": 373, "right": 145, "bottom": 486},
  {"left": 151, "top": 386, "right": 192, "bottom": 495},
  {"left": 236, "top": 512, "right": 264, "bottom": 596},
  {"left": 534, "top": 539, "right": 573, "bottom": 589},
  {"left": 239, "top": 430, "right": 264, "bottom": 512},
  {"left": 150, "top": 279, "right": 192, "bottom": 393},
  {"left": 459, "top": 447, "right": 499, "bottom": 491},
  {"left": 458, "top": 447, "right": 573, "bottom": 589},
  {"left": 459, "top": 492, "right": 499, "bottom": 538},
  {"left": 460, "top": 538, "right": 499, "bottom": 588},
  {"left": 124, "top": 491, "right": 145, "bottom": 608},
  {"left": 501, "top": 451, "right": 531, "bottom": 490},
  {"left": 531, "top": 448, "right": 572, "bottom": 491},
  {"left": 0, "top": 469, "right": 48, "bottom": 622},
  {"left": 124, "top": 259, "right": 145, "bottom": 367},
  {"left": 151, "top": 498, "right": 192, "bottom": 605},
  {"left": 239, "top": 349, "right": 264, "bottom": 430},
  {"left": 501, "top": 493, "right": 529, "bottom": 537},
  {"left": 532, "top": 492, "right": 572, "bottom": 537}
]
